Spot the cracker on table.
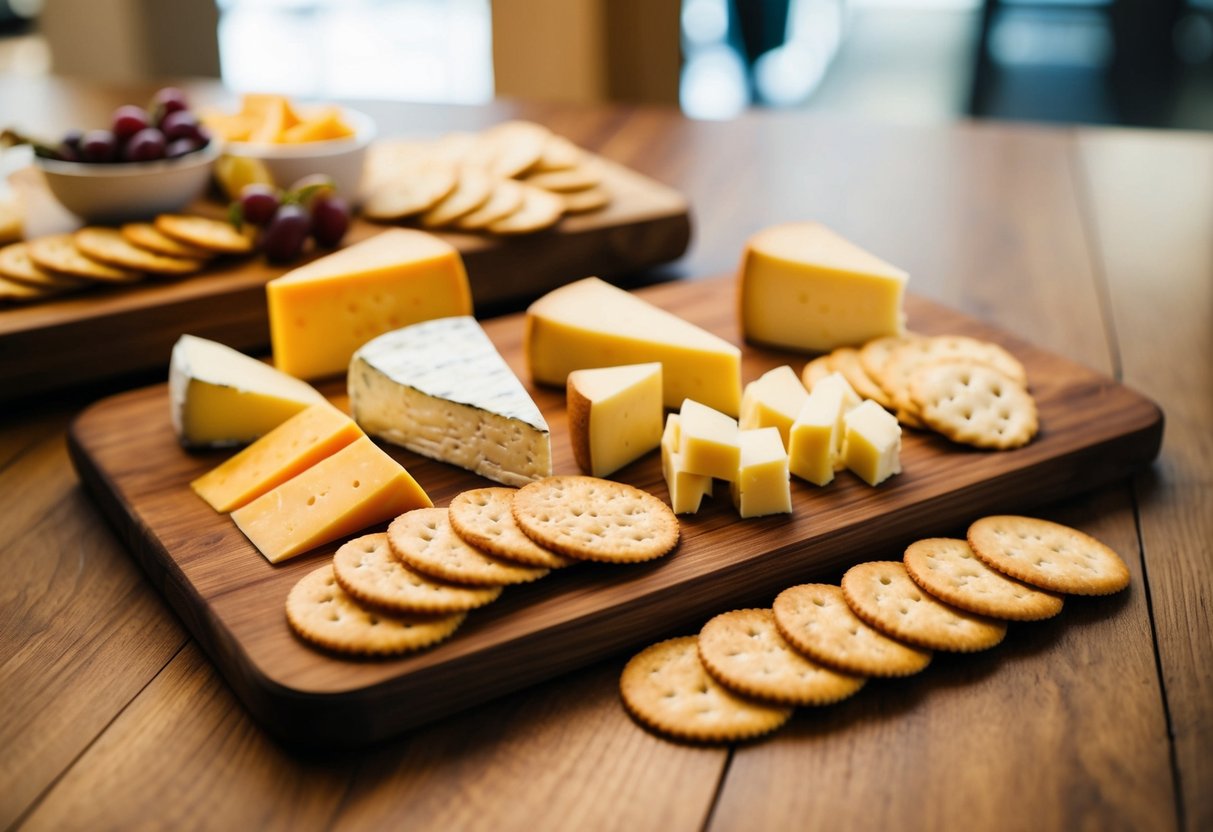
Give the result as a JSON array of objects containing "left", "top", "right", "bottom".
[
  {"left": 829, "top": 346, "right": 893, "bottom": 408},
  {"left": 448, "top": 488, "right": 574, "bottom": 569},
  {"left": 772, "top": 583, "right": 932, "bottom": 677},
  {"left": 121, "top": 222, "right": 215, "bottom": 259},
  {"left": 486, "top": 184, "right": 564, "bottom": 235},
  {"left": 910, "top": 362, "right": 1038, "bottom": 449},
  {"left": 481, "top": 120, "right": 552, "bottom": 179},
  {"left": 74, "top": 227, "right": 205, "bottom": 275},
  {"left": 512, "top": 475, "right": 679, "bottom": 564},
  {"left": 419, "top": 168, "right": 494, "bottom": 228},
  {"left": 967, "top": 515, "right": 1131, "bottom": 596},
  {"left": 388, "top": 507, "right": 548, "bottom": 587},
  {"left": 620, "top": 636, "right": 793, "bottom": 743},
  {"left": 698, "top": 608, "right": 866, "bottom": 707},
  {"left": 841, "top": 561, "right": 1007, "bottom": 652},
  {"left": 800, "top": 354, "right": 834, "bottom": 391},
  {"left": 362, "top": 160, "right": 459, "bottom": 221},
  {"left": 155, "top": 214, "right": 255, "bottom": 254},
  {"left": 523, "top": 163, "right": 602, "bottom": 193},
  {"left": 286, "top": 564, "right": 465, "bottom": 656},
  {"left": 533, "top": 134, "right": 584, "bottom": 172},
  {"left": 0, "top": 274, "right": 68, "bottom": 302},
  {"left": 560, "top": 185, "right": 611, "bottom": 215},
  {"left": 27, "top": 234, "right": 142, "bottom": 282},
  {"left": 333, "top": 532, "right": 503, "bottom": 614},
  {"left": 859, "top": 334, "right": 921, "bottom": 383},
  {"left": 0, "top": 242, "right": 86, "bottom": 289},
  {"left": 904, "top": 537, "right": 1064, "bottom": 621},
  {"left": 454, "top": 179, "right": 526, "bottom": 231}
]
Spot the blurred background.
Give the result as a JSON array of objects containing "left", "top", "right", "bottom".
[{"left": 1, "top": 0, "right": 1210, "bottom": 129}]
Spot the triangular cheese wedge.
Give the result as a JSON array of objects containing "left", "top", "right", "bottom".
[{"left": 567, "top": 362, "right": 663, "bottom": 477}]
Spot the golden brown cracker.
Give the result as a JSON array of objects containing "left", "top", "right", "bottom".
[
  {"left": 904, "top": 537, "right": 1064, "bottom": 620},
  {"left": 388, "top": 507, "right": 548, "bottom": 586},
  {"left": 967, "top": 515, "right": 1131, "bottom": 596},
  {"left": 448, "top": 487, "right": 574, "bottom": 569}
]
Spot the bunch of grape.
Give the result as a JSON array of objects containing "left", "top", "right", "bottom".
[
  {"left": 234, "top": 177, "right": 350, "bottom": 263},
  {"left": 58, "top": 87, "right": 211, "bottom": 164}
]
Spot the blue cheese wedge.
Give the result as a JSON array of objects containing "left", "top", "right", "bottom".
[{"left": 349, "top": 316, "right": 552, "bottom": 486}]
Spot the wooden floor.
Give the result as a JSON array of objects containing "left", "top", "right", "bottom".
[{"left": 1, "top": 79, "right": 1210, "bottom": 831}]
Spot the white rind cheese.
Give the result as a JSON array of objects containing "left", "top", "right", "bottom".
[{"left": 349, "top": 316, "right": 552, "bottom": 487}]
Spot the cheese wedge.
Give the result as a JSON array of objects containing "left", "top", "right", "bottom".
[
  {"left": 526, "top": 277, "right": 742, "bottom": 416},
  {"left": 190, "top": 403, "right": 362, "bottom": 513},
  {"left": 349, "top": 316, "right": 552, "bottom": 487},
  {"left": 661, "top": 414, "right": 713, "bottom": 514},
  {"left": 740, "top": 222, "right": 908, "bottom": 352},
  {"left": 267, "top": 229, "right": 473, "bottom": 379},
  {"left": 169, "top": 334, "right": 327, "bottom": 448},
  {"left": 730, "top": 427, "right": 792, "bottom": 519},
  {"left": 231, "top": 435, "right": 431, "bottom": 563},
  {"left": 567, "top": 362, "right": 663, "bottom": 478},
  {"left": 678, "top": 398, "right": 741, "bottom": 481},
  {"left": 842, "top": 400, "right": 902, "bottom": 486},
  {"left": 788, "top": 372, "right": 861, "bottom": 486},
  {"left": 739, "top": 365, "right": 808, "bottom": 448}
]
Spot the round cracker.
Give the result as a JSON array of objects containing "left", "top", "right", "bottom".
[
  {"left": 0, "top": 274, "right": 68, "bottom": 303},
  {"left": 454, "top": 179, "right": 526, "bottom": 231},
  {"left": 333, "top": 532, "right": 503, "bottom": 614},
  {"left": 363, "top": 161, "right": 459, "bottom": 221},
  {"left": 511, "top": 476, "right": 679, "bottom": 564},
  {"left": 154, "top": 214, "right": 254, "bottom": 254},
  {"left": 859, "top": 333, "right": 921, "bottom": 382},
  {"left": 74, "top": 227, "right": 204, "bottom": 275},
  {"left": 910, "top": 362, "right": 1038, "bottom": 450},
  {"left": 904, "top": 537, "right": 1064, "bottom": 621},
  {"left": 0, "top": 242, "right": 86, "bottom": 289},
  {"left": 121, "top": 222, "right": 214, "bottom": 259},
  {"left": 560, "top": 185, "right": 611, "bottom": 215},
  {"left": 841, "top": 561, "right": 1007, "bottom": 652},
  {"left": 773, "top": 583, "right": 932, "bottom": 677},
  {"left": 620, "top": 636, "right": 793, "bottom": 743},
  {"left": 801, "top": 354, "right": 834, "bottom": 391},
  {"left": 27, "top": 234, "right": 142, "bottom": 283},
  {"left": 388, "top": 507, "right": 549, "bottom": 587},
  {"left": 448, "top": 488, "right": 574, "bottom": 569},
  {"left": 285, "top": 564, "right": 465, "bottom": 656},
  {"left": 533, "top": 134, "right": 584, "bottom": 172},
  {"left": 698, "top": 608, "right": 866, "bottom": 707},
  {"left": 419, "top": 168, "right": 494, "bottom": 228},
  {"left": 523, "top": 163, "right": 602, "bottom": 193},
  {"left": 484, "top": 120, "right": 552, "bottom": 179},
  {"left": 829, "top": 346, "right": 893, "bottom": 408},
  {"left": 486, "top": 184, "right": 563, "bottom": 235},
  {"left": 967, "top": 515, "right": 1131, "bottom": 596}
]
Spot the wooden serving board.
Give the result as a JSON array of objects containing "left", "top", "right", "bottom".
[
  {"left": 67, "top": 276, "right": 1162, "bottom": 747},
  {"left": 0, "top": 155, "right": 689, "bottom": 403}
]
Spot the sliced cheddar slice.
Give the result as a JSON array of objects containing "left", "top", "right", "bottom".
[
  {"left": 730, "top": 427, "right": 792, "bottom": 519},
  {"left": 567, "top": 362, "right": 663, "bottom": 478}
]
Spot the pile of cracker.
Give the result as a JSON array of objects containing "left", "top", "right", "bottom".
[
  {"left": 286, "top": 476, "right": 679, "bottom": 656},
  {"left": 621, "top": 515, "right": 1130, "bottom": 743},
  {"left": 362, "top": 120, "right": 611, "bottom": 236},
  {"left": 0, "top": 215, "right": 252, "bottom": 304}
]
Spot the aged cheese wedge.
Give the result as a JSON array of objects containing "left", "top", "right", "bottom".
[
  {"left": 730, "top": 427, "right": 792, "bottom": 519},
  {"left": 191, "top": 403, "right": 362, "bottom": 513},
  {"left": 349, "top": 316, "right": 552, "bottom": 487},
  {"left": 661, "top": 414, "right": 713, "bottom": 515},
  {"left": 740, "top": 222, "right": 908, "bottom": 352},
  {"left": 842, "top": 400, "right": 903, "bottom": 486},
  {"left": 788, "top": 372, "right": 860, "bottom": 486},
  {"left": 739, "top": 365, "right": 808, "bottom": 448},
  {"left": 231, "top": 435, "right": 431, "bottom": 564},
  {"left": 267, "top": 229, "right": 473, "bottom": 379},
  {"left": 526, "top": 277, "right": 742, "bottom": 416},
  {"left": 679, "top": 399, "right": 741, "bottom": 481},
  {"left": 567, "top": 362, "right": 663, "bottom": 478},
  {"left": 169, "top": 334, "right": 327, "bottom": 448}
]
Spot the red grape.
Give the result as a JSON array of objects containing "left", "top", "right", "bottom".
[
  {"left": 160, "top": 110, "right": 201, "bottom": 142},
  {"left": 112, "top": 105, "right": 150, "bottom": 141},
  {"left": 310, "top": 196, "right": 350, "bottom": 247},
  {"left": 240, "top": 184, "right": 280, "bottom": 226},
  {"left": 153, "top": 87, "right": 189, "bottom": 118},
  {"left": 124, "top": 128, "right": 167, "bottom": 162},
  {"left": 260, "top": 204, "right": 310, "bottom": 262},
  {"left": 80, "top": 129, "right": 117, "bottom": 163}
]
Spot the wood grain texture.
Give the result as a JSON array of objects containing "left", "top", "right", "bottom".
[
  {"left": 1078, "top": 127, "right": 1213, "bottom": 832},
  {"left": 67, "top": 276, "right": 1162, "bottom": 745}
]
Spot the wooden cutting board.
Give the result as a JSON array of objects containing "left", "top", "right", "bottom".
[
  {"left": 0, "top": 154, "right": 689, "bottom": 402},
  {"left": 67, "top": 276, "right": 1162, "bottom": 747}
]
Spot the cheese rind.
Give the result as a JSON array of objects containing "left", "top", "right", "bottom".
[
  {"left": 740, "top": 222, "right": 908, "bottom": 352},
  {"left": 267, "top": 229, "right": 473, "bottom": 379},
  {"left": 191, "top": 403, "right": 362, "bottom": 513},
  {"left": 567, "top": 362, "right": 663, "bottom": 478},
  {"left": 661, "top": 414, "right": 713, "bottom": 514},
  {"left": 842, "top": 400, "right": 902, "bottom": 486},
  {"left": 730, "top": 427, "right": 792, "bottom": 518},
  {"left": 231, "top": 435, "right": 432, "bottom": 563},
  {"left": 739, "top": 364, "right": 808, "bottom": 448},
  {"left": 349, "top": 316, "right": 552, "bottom": 487},
  {"left": 788, "top": 372, "right": 860, "bottom": 486},
  {"left": 678, "top": 398, "right": 741, "bottom": 481},
  {"left": 526, "top": 277, "right": 742, "bottom": 416},
  {"left": 169, "top": 334, "right": 327, "bottom": 448}
]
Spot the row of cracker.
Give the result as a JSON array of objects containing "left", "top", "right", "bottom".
[
  {"left": 621, "top": 514, "right": 1130, "bottom": 743},
  {"left": 287, "top": 476, "right": 679, "bottom": 656},
  {"left": 0, "top": 215, "right": 253, "bottom": 304},
  {"left": 362, "top": 120, "right": 611, "bottom": 236},
  {"left": 803, "top": 333, "right": 1038, "bottom": 449}
]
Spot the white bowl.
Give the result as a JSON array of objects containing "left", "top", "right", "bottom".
[
  {"left": 36, "top": 141, "right": 220, "bottom": 223},
  {"left": 220, "top": 108, "right": 376, "bottom": 202}
]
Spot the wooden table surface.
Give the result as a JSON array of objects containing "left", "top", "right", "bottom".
[{"left": 1, "top": 78, "right": 1209, "bottom": 832}]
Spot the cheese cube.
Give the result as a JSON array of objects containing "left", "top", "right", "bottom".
[
  {"left": 661, "top": 414, "right": 713, "bottom": 514},
  {"left": 169, "top": 334, "right": 327, "bottom": 448},
  {"left": 730, "top": 427, "right": 792, "bottom": 519},
  {"left": 567, "top": 362, "right": 663, "bottom": 478},
  {"left": 191, "top": 403, "right": 362, "bottom": 513},
  {"left": 739, "top": 222, "right": 908, "bottom": 352},
  {"left": 842, "top": 400, "right": 903, "bottom": 486},
  {"left": 788, "top": 372, "right": 860, "bottom": 486},
  {"left": 231, "top": 435, "right": 432, "bottom": 563},
  {"left": 678, "top": 399, "right": 740, "bottom": 481},
  {"left": 526, "top": 277, "right": 742, "bottom": 416},
  {"left": 267, "top": 229, "right": 473, "bottom": 379},
  {"left": 739, "top": 365, "right": 808, "bottom": 448}
]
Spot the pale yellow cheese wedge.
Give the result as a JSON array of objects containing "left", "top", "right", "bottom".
[
  {"left": 661, "top": 414, "right": 713, "bottom": 514},
  {"left": 730, "top": 427, "right": 792, "bottom": 519},
  {"left": 678, "top": 398, "right": 740, "bottom": 481},
  {"left": 231, "top": 436, "right": 432, "bottom": 563},
  {"left": 567, "top": 362, "right": 663, "bottom": 478},
  {"left": 788, "top": 372, "right": 860, "bottom": 486},
  {"left": 191, "top": 403, "right": 362, "bottom": 513},
  {"left": 842, "top": 400, "right": 902, "bottom": 486},
  {"left": 740, "top": 222, "right": 908, "bottom": 352},
  {"left": 739, "top": 364, "right": 808, "bottom": 448},
  {"left": 267, "top": 229, "right": 473, "bottom": 379},
  {"left": 526, "top": 277, "right": 742, "bottom": 416}
]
